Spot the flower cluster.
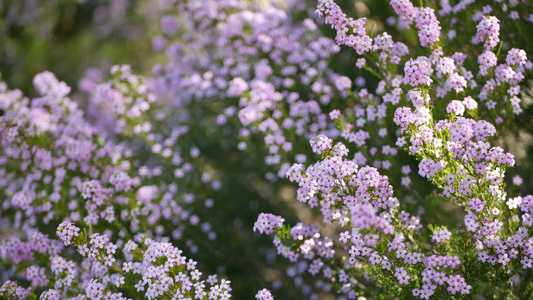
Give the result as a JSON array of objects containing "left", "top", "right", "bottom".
[
  {"left": 255, "top": 288, "right": 274, "bottom": 300},
  {"left": 475, "top": 16, "right": 501, "bottom": 50},
  {"left": 253, "top": 213, "right": 285, "bottom": 235}
]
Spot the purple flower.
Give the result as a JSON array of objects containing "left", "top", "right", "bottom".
[
  {"left": 435, "top": 57, "right": 456, "bottom": 76},
  {"left": 506, "top": 48, "right": 527, "bottom": 66},
  {"left": 136, "top": 186, "right": 158, "bottom": 204},
  {"left": 394, "top": 267, "right": 411, "bottom": 285},
  {"left": 446, "top": 100, "right": 465, "bottom": 116},
  {"left": 40, "top": 289, "right": 61, "bottom": 300},
  {"left": 227, "top": 78, "right": 249, "bottom": 97},
  {"left": 390, "top": 0, "right": 416, "bottom": 24},
  {"left": 446, "top": 72, "right": 467, "bottom": 93},
  {"left": 414, "top": 8, "right": 441, "bottom": 46},
  {"left": 475, "top": 16, "right": 500, "bottom": 50},
  {"left": 33, "top": 71, "right": 71, "bottom": 100},
  {"left": 407, "top": 89, "right": 429, "bottom": 108},
  {"left": 56, "top": 222, "right": 80, "bottom": 246},
  {"left": 310, "top": 135, "right": 333, "bottom": 155},
  {"left": 255, "top": 288, "right": 274, "bottom": 299},
  {"left": 152, "top": 36, "right": 168, "bottom": 52},
  {"left": 393, "top": 107, "right": 416, "bottom": 129},
  {"left": 11, "top": 192, "right": 33, "bottom": 210},
  {"left": 432, "top": 229, "right": 452, "bottom": 243},
  {"left": 478, "top": 51, "right": 497, "bottom": 76},
  {"left": 333, "top": 75, "right": 352, "bottom": 91},
  {"left": 161, "top": 15, "right": 179, "bottom": 35},
  {"left": 404, "top": 57, "right": 433, "bottom": 86},
  {"left": 254, "top": 213, "right": 285, "bottom": 235}
]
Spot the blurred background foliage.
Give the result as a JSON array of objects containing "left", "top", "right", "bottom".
[
  {"left": 1, "top": 0, "right": 533, "bottom": 298},
  {"left": 0, "top": 0, "right": 163, "bottom": 96}
]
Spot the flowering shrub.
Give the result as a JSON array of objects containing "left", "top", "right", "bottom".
[
  {"left": 1, "top": 0, "right": 533, "bottom": 299},
  {"left": 253, "top": 0, "right": 533, "bottom": 298},
  {"left": 0, "top": 70, "right": 234, "bottom": 299}
]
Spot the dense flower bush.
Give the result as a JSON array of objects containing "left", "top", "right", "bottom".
[{"left": 1, "top": 0, "right": 533, "bottom": 299}]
